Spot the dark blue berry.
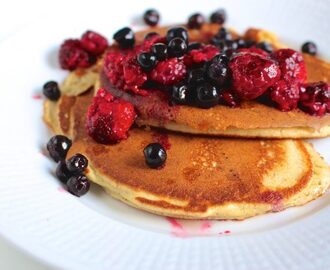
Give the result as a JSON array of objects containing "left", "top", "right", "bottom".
[
  {"left": 47, "top": 135, "right": 72, "bottom": 162},
  {"left": 137, "top": 52, "right": 157, "bottom": 71},
  {"left": 151, "top": 43, "right": 168, "bottom": 61},
  {"left": 56, "top": 161, "right": 73, "bottom": 184},
  {"left": 195, "top": 83, "right": 220, "bottom": 109},
  {"left": 187, "top": 13, "right": 205, "bottom": 29},
  {"left": 43, "top": 81, "right": 60, "bottom": 101},
  {"left": 168, "top": 37, "right": 187, "bottom": 57},
  {"left": 216, "top": 28, "right": 232, "bottom": 40},
  {"left": 171, "top": 84, "right": 189, "bottom": 104},
  {"left": 256, "top": 41, "right": 273, "bottom": 53},
  {"left": 302, "top": 41, "right": 317, "bottom": 56},
  {"left": 113, "top": 27, "right": 135, "bottom": 49},
  {"left": 166, "top": 27, "right": 189, "bottom": 44},
  {"left": 210, "top": 9, "right": 227, "bottom": 24},
  {"left": 207, "top": 62, "right": 228, "bottom": 87},
  {"left": 187, "top": 68, "right": 205, "bottom": 85},
  {"left": 67, "top": 175, "right": 90, "bottom": 197},
  {"left": 187, "top": 42, "right": 202, "bottom": 51},
  {"left": 66, "top": 153, "right": 88, "bottom": 174},
  {"left": 234, "top": 39, "right": 247, "bottom": 49},
  {"left": 143, "top": 9, "right": 160, "bottom": 26},
  {"left": 144, "top": 32, "right": 160, "bottom": 40},
  {"left": 143, "top": 143, "right": 167, "bottom": 169}
]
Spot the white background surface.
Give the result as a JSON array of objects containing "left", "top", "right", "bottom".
[{"left": 1, "top": 0, "right": 330, "bottom": 269}]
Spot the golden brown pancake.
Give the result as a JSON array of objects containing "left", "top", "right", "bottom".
[
  {"left": 99, "top": 24, "right": 330, "bottom": 139},
  {"left": 43, "top": 92, "right": 330, "bottom": 219}
]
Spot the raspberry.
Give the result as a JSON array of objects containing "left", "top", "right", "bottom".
[
  {"left": 86, "top": 88, "right": 136, "bottom": 144},
  {"left": 59, "top": 39, "right": 94, "bottom": 70},
  {"left": 184, "top": 45, "right": 219, "bottom": 66},
  {"left": 122, "top": 57, "right": 148, "bottom": 95},
  {"left": 150, "top": 58, "right": 187, "bottom": 85},
  {"left": 270, "top": 80, "right": 300, "bottom": 111},
  {"left": 238, "top": 47, "right": 269, "bottom": 57},
  {"left": 229, "top": 53, "right": 281, "bottom": 100},
  {"left": 81, "top": 30, "right": 108, "bottom": 56},
  {"left": 220, "top": 91, "right": 240, "bottom": 107},
  {"left": 104, "top": 51, "right": 125, "bottom": 89},
  {"left": 299, "top": 81, "right": 330, "bottom": 116},
  {"left": 272, "top": 49, "right": 307, "bottom": 83}
]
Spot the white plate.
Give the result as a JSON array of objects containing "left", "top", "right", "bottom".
[{"left": 0, "top": 0, "right": 330, "bottom": 269}]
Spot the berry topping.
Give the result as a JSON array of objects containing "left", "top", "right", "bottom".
[
  {"left": 301, "top": 41, "right": 317, "bottom": 56},
  {"left": 143, "top": 143, "right": 167, "bottom": 169},
  {"left": 270, "top": 80, "right": 300, "bottom": 111},
  {"left": 59, "top": 39, "right": 94, "bottom": 71},
  {"left": 256, "top": 41, "right": 273, "bottom": 53},
  {"left": 166, "top": 27, "right": 189, "bottom": 44},
  {"left": 67, "top": 175, "right": 90, "bottom": 197},
  {"left": 86, "top": 88, "right": 136, "bottom": 143},
  {"left": 238, "top": 47, "right": 269, "bottom": 57},
  {"left": 43, "top": 81, "right": 61, "bottom": 101},
  {"left": 215, "top": 28, "right": 232, "bottom": 41},
  {"left": 195, "top": 83, "right": 220, "bottom": 108},
  {"left": 207, "top": 54, "right": 229, "bottom": 86},
  {"left": 66, "top": 153, "right": 88, "bottom": 174},
  {"left": 187, "top": 42, "right": 202, "bottom": 51},
  {"left": 220, "top": 91, "right": 239, "bottom": 107},
  {"left": 56, "top": 161, "right": 73, "bottom": 184},
  {"left": 229, "top": 52, "right": 281, "bottom": 100},
  {"left": 137, "top": 52, "right": 157, "bottom": 71},
  {"left": 80, "top": 30, "right": 108, "bottom": 56},
  {"left": 144, "top": 32, "right": 160, "bottom": 40},
  {"left": 47, "top": 135, "right": 72, "bottom": 162},
  {"left": 151, "top": 43, "right": 168, "bottom": 61},
  {"left": 113, "top": 27, "right": 135, "bottom": 49},
  {"left": 150, "top": 58, "right": 187, "bottom": 85},
  {"left": 299, "top": 81, "right": 330, "bottom": 116},
  {"left": 184, "top": 45, "right": 219, "bottom": 65},
  {"left": 171, "top": 84, "right": 189, "bottom": 104},
  {"left": 187, "top": 13, "right": 205, "bottom": 29},
  {"left": 210, "top": 9, "right": 227, "bottom": 24},
  {"left": 272, "top": 48, "right": 307, "bottom": 84},
  {"left": 143, "top": 9, "right": 160, "bottom": 26},
  {"left": 187, "top": 68, "right": 205, "bottom": 85},
  {"left": 168, "top": 37, "right": 187, "bottom": 57}
]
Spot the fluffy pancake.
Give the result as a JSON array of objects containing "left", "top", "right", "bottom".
[
  {"left": 43, "top": 92, "right": 330, "bottom": 219},
  {"left": 99, "top": 24, "right": 330, "bottom": 138}
]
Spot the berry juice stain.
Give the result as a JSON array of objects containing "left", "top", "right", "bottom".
[{"left": 152, "top": 132, "right": 171, "bottom": 150}]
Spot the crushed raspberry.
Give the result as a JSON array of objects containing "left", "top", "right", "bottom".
[
  {"left": 272, "top": 49, "right": 307, "bottom": 84},
  {"left": 220, "top": 91, "right": 240, "bottom": 107},
  {"left": 238, "top": 47, "right": 269, "bottom": 57},
  {"left": 122, "top": 57, "right": 148, "bottom": 94},
  {"left": 299, "top": 81, "right": 330, "bottom": 116},
  {"left": 59, "top": 39, "right": 94, "bottom": 70},
  {"left": 270, "top": 80, "right": 300, "bottom": 111},
  {"left": 150, "top": 58, "right": 187, "bottom": 85},
  {"left": 140, "top": 35, "right": 166, "bottom": 52},
  {"left": 81, "top": 30, "right": 108, "bottom": 56},
  {"left": 86, "top": 88, "right": 136, "bottom": 144},
  {"left": 229, "top": 53, "right": 281, "bottom": 100},
  {"left": 184, "top": 45, "right": 219, "bottom": 66}
]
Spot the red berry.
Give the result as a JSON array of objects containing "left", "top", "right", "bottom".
[
  {"left": 59, "top": 39, "right": 94, "bottom": 70},
  {"left": 270, "top": 80, "right": 300, "bottom": 111},
  {"left": 150, "top": 58, "right": 186, "bottom": 85},
  {"left": 86, "top": 88, "right": 136, "bottom": 143},
  {"left": 229, "top": 53, "right": 281, "bottom": 100},
  {"left": 238, "top": 47, "right": 269, "bottom": 57},
  {"left": 299, "top": 81, "right": 330, "bottom": 116},
  {"left": 81, "top": 30, "right": 108, "bottom": 56},
  {"left": 184, "top": 45, "right": 219, "bottom": 66},
  {"left": 220, "top": 91, "right": 240, "bottom": 107},
  {"left": 272, "top": 49, "right": 307, "bottom": 83}
]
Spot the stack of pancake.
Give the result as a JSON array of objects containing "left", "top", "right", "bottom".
[{"left": 44, "top": 25, "right": 330, "bottom": 219}]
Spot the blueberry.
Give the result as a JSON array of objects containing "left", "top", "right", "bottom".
[
  {"left": 47, "top": 135, "right": 72, "bottom": 162},
  {"left": 56, "top": 161, "right": 73, "bottom": 184},
  {"left": 302, "top": 41, "right": 317, "bottom": 56},
  {"left": 256, "top": 41, "right": 273, "bottom": 53},
  {"left": 137, "top": 52, "right": 157, "bottom": 71},
  {"left": 151, "top": 43, "right": 168, "bottom": 61},
  {"left": 216, "top": 28, "right": 232, "bottom": 40},
  {"left": 67, "top": 175, "right": 90, "bottom": 197},
  {"left": 66, "top": 153, "right": 88, "bottom": 174},
  {"left": 171, "top": 84, "right": 189, "bottom": 104},
  {"left": 43, "top": 81, "right": 60, "bottom": 101},
  {"left": 143, "top": 143, "right": 167, "bottom": 169},
  {"left": 207, "top": 61, "right": 228, "bottom": 87},
  {"left": 166, "top": 27, "right": 189, "bottom": 44},
  {"left": 187, "top": 13, "right": 205, "bottom": 29},
  {"left": 143, "top": 9, "right": 160, "bottom": 26},
  {"left": 144, "top": 32, "right": 160, "bottom": 40},
  {"left": 211, "top": 39, "right": 237, "bottom": 52},
  {"left": 168, "top": 37, "right": 187, "bottom": 57},
  {"left": 210, "top": 9, "right": 227, "bottom": 24},
  {"left": 187, "top": 42, "right": 202, "bottom": 51},
  {"left": 234, "top": 39, "right": 247, "bottom": 49},
  {"left": 187, "top": 68, "right": 205, "bottom": 85},
  {"left": 195, "top": 83, "right": 220, "bottom": 109},
  {"left": 113, "top": 27, "right": 135, "bottom": 48},
  {"left": 245, "top": 40, "right": 256, "bottom": 48}
]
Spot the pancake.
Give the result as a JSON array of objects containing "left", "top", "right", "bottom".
[
  {"left": 98, "top": 24, "right": 330, "bottom": 139},
  {"left": 43, "top": 92, "right": 330, "bottom": 219}
]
